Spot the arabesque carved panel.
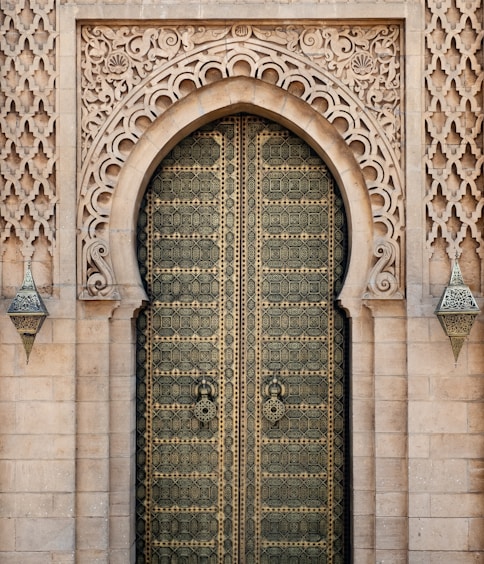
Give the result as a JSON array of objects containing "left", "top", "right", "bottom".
[
  {"left": 0, "top": 0, "right": 57, "bottom": 293},
  {"left": 425, "top": 0, "right": 484, "bottom": 292},
  {"left": 79, "top": 23, "right": 404, "bottom": 299}
]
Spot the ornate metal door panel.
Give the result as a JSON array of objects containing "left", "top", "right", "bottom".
[{"left": 136, "top": 116, "right": 348, "bottom": 563}]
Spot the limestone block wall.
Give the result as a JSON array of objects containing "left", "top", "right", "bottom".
[
  {"left": 407, "top": 0, "right": 484, "bottom": 561},
  {"left": 0, "top": 0, "right": 482, "bottom": 563},
  {"left": 1, "top": 0, "right": 77, "bottom": 561}
]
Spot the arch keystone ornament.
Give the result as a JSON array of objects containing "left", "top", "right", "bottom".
[
  {"left": 435, "top": 257, "right": 480, "bottom": 362},
  {"left": 78, "top": 22, "right": 404, "bottom": 301}
]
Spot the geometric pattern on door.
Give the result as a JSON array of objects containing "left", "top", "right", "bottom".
[{"left": 136, "top": 115, "right": 349, "bottom": 563}]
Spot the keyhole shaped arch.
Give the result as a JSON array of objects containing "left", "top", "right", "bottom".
[{"left": 110, "top": 77, "right": 373, "bottom": 315}]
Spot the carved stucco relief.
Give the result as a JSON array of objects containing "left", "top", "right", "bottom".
[
  {"left": 0, "top": 0, "right": 57, "bottom": 295},
  {"left": 425, "top": 0, "right": 484, "bottom": 293},
  {"left": 79, "top": 23, "right": 404, "bottom": 300}
]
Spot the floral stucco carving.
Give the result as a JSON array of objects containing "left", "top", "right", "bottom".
[{"left": 79, "top": 23, "right": 404, "bottom": 299}]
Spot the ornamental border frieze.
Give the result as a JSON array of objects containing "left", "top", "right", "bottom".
[{"left": 78, "top": 22, "right": 404, "bottom": 300}]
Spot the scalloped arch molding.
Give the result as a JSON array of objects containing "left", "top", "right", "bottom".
[{"left": 78, "top": 23, "right": 404, "bottom": 301}]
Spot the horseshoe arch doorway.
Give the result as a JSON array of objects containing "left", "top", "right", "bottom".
[{"left": 135, "top": 114, "right": 350, "bottom": 563}]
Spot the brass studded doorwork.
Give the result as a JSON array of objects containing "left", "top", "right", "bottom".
[{"left": 136, "top": 116, "right": 349, "bottom": 563}]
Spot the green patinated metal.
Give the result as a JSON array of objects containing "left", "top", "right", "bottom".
[{"left": 136, "top": 116, "right": 349, "bottom": 563}]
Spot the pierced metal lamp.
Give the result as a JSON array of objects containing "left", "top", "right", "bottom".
[
  {"left": 434, "top": 257, "right": 480, "bottom": 362},
  {"left": 7, "top": 262, "right": 49, "bottom": 363}
]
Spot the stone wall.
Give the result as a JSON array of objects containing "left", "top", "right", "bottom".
[
  {"left": 0, "top": 1, "right": 482, "bottom": 563},
  {"left": 409, "top": 1, "right": 484, "bottom": 560}
]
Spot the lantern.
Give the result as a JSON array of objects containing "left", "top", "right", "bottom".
[
  {"left": 434, "top": 258, "right": 480, "bottom": 362},
  {"left": 7, "top": 262, "right": 49, "bottom": 363}
]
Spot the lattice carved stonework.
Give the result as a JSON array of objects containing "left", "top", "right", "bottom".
[
  {"left": 0, "top": 0, "right": 57, "bottom": 295},
  {"left": 79, "top": 23, "right": 404, "bottom": 300},
  {"left": 425, "top": 0, "right": 484, "bottom": 293}
]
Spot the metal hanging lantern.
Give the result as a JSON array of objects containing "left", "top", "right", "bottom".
[
  {"left": 7, "top": 262, "right": 49, "bottom": 363},
  {"left": 434, "top": 257, "right": 480, "bottom": 362}
]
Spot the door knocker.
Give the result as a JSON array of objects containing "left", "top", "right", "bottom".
[
  {"left": 263, "top": 374, "right": 286, "bottom": 423},
  {"left": 194, "top": 377, "right": 217, "bottom": 423}
]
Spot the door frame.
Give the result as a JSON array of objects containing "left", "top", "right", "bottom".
[{"left": 107, "top": 77, "right": 379, "bottom": 562}]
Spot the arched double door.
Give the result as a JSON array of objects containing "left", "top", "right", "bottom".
[{"left": 136, "top": 115, "right": 349, "bottom": 563}]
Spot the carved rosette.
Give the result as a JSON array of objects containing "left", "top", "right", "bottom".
[{"left": 79, "top": 23, "right": 404, "bottom": 299}]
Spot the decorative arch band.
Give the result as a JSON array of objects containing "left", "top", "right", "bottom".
[{"left": 78, "top": 23, "right": 404, "bottom": 300}]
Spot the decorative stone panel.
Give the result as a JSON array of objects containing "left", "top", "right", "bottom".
[
  {"left": 0, "top": 0, "right": 57, "bottom": 295},
  {"left": 79, "top": 23, "right": 404, "bottom": 300},
  {"left": 425, "top": 0, "right": 484, "bottom": 293}
]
